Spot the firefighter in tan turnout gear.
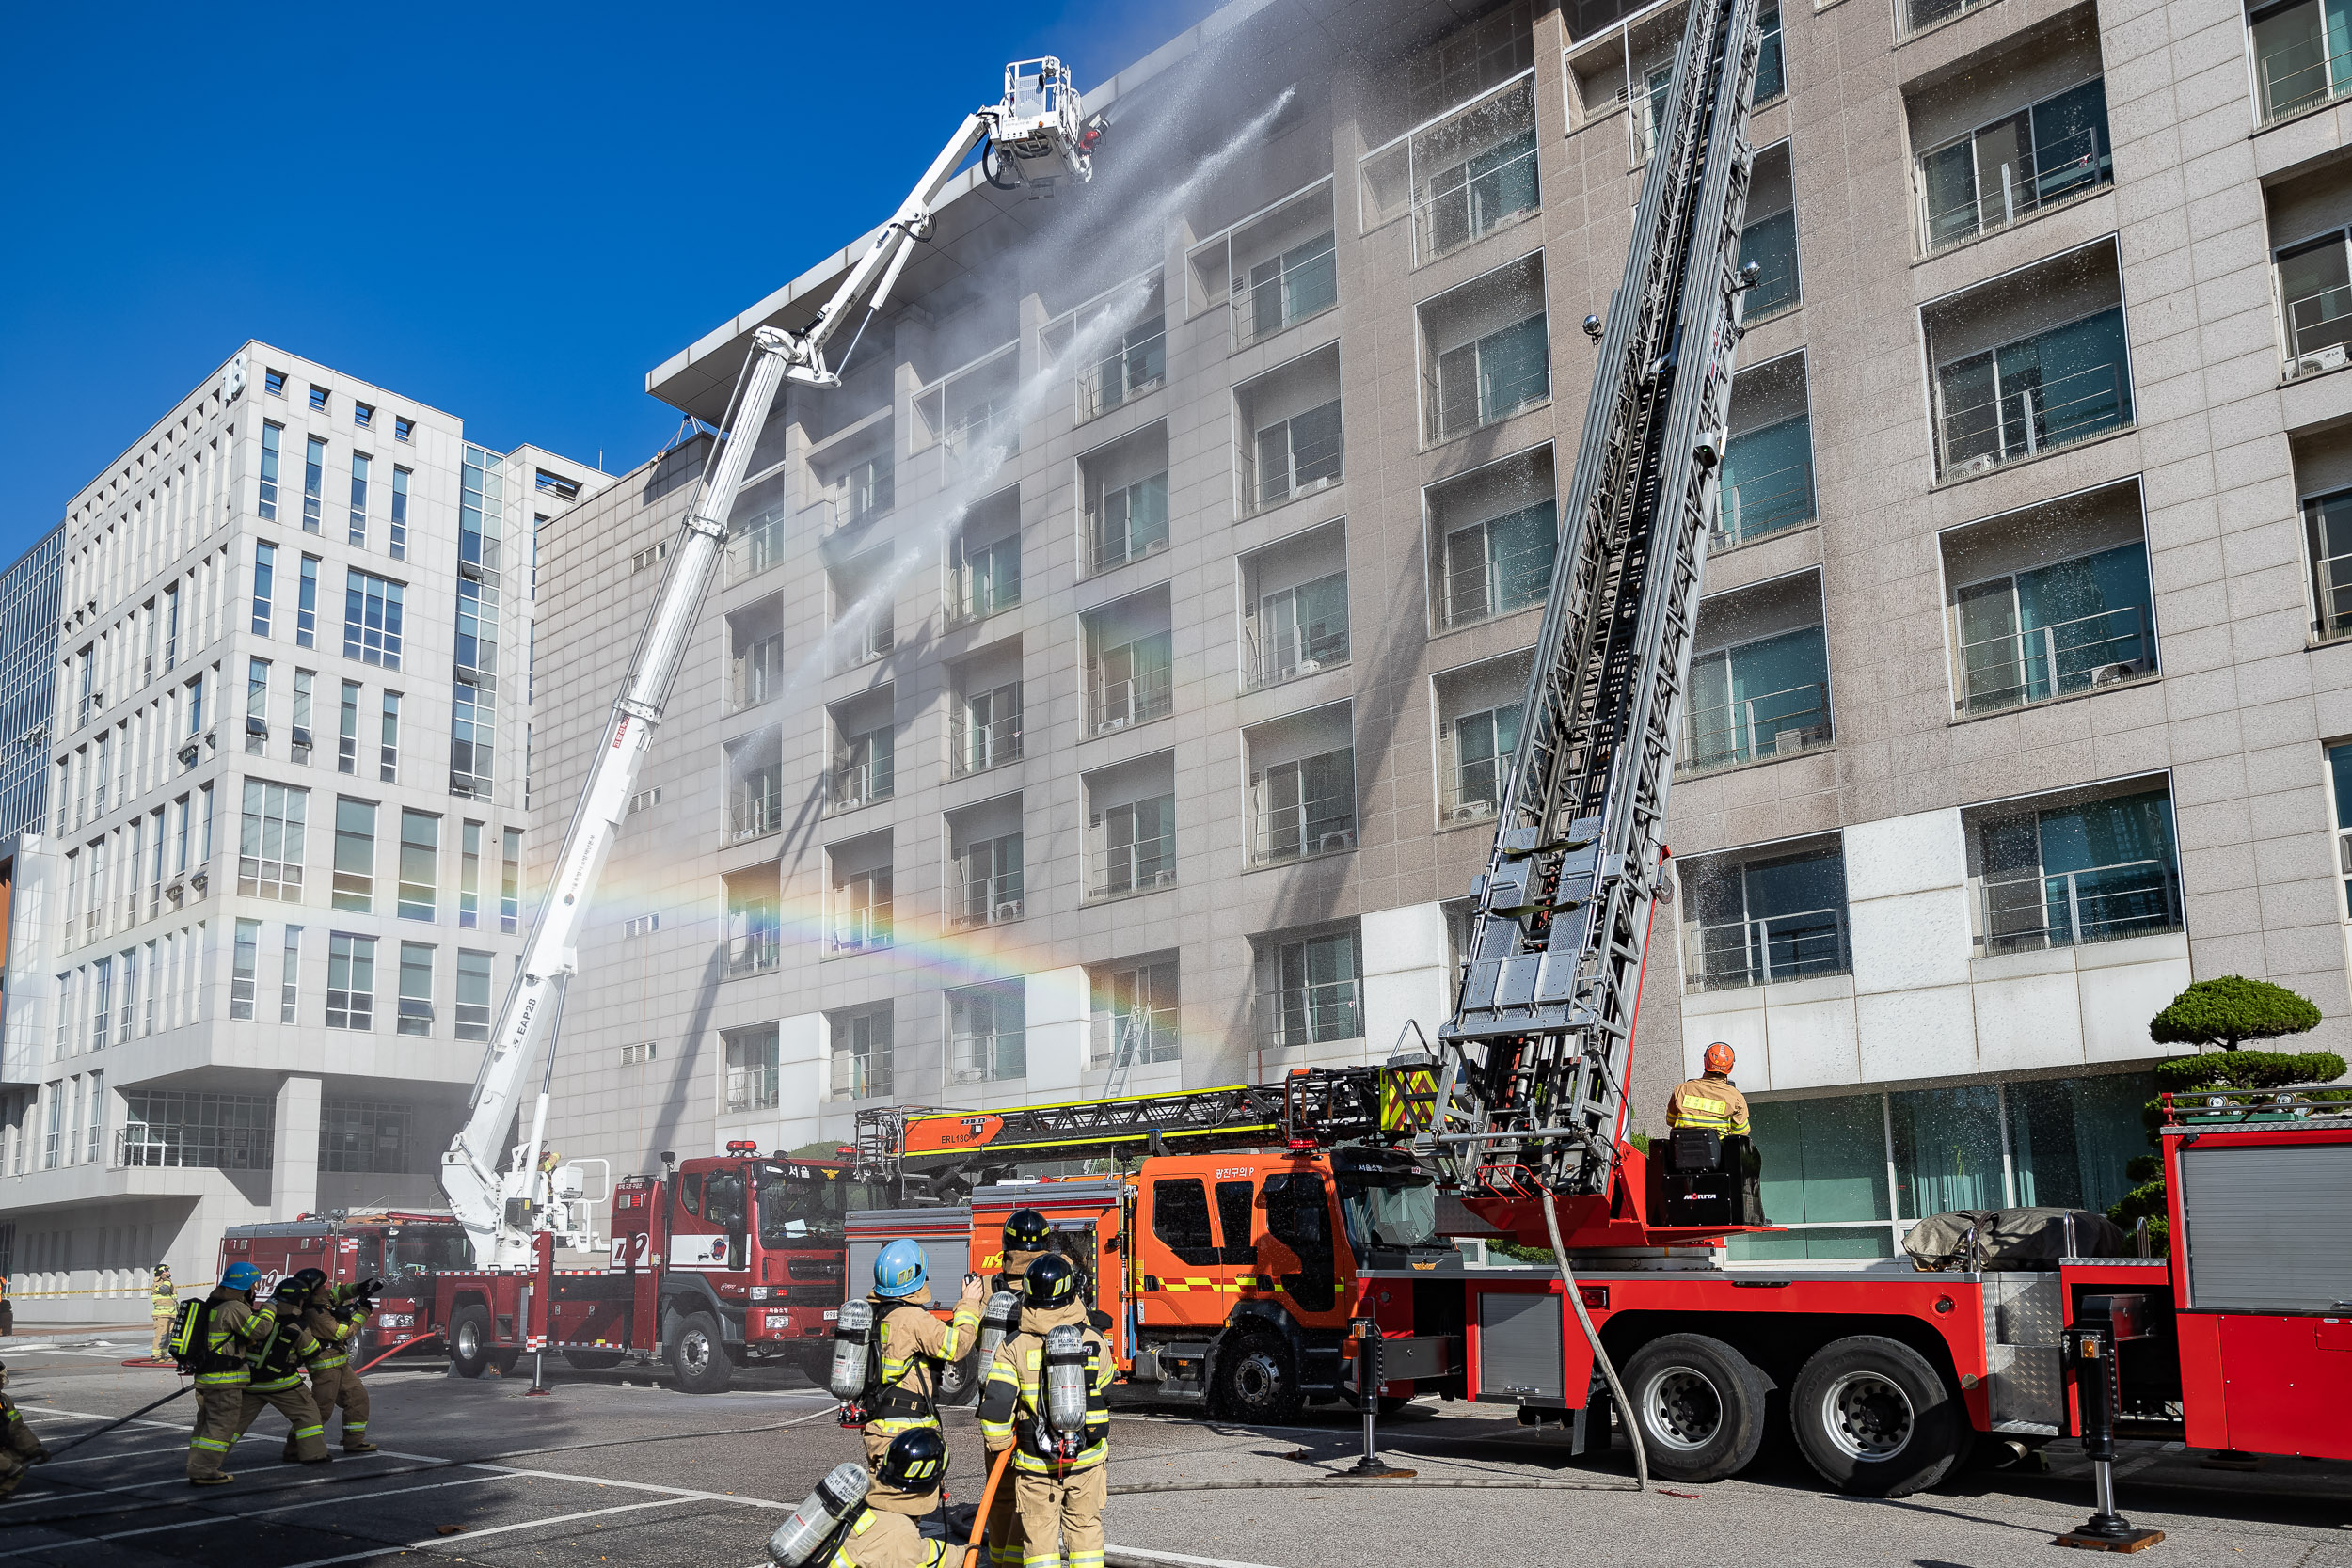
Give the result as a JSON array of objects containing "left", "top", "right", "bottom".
[
  {"left": 183, "top": 1263, "right": 328, "bottom": 1484},
  {"left": 981, "top": 1210, "right": 1053, "bottom": 1568},
  {"left": 978, "top": 1254, "right": 1114, "bottom": 1568},
  {"left": 288, "top": 1269, "right": 379, "bottom": 1454},
  {"left": 149, "top": 1263, "right": 177, "bottom": 1359},
  {"left": 1667, "top": 1041, "right": 1751, "bottom": 1136},
  {"left": 767, "top": 1429, "right": 952, "bottom": 1568},
  {"left": 0, "top": 1361, "right": 51, "bottom": 1498},
  {"left": 858, "top": 1238, "right": 982, "bottom": 1472}
]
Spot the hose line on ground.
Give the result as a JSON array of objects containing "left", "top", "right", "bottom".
[
  {"left": 1108, "top": 1476, "right": 1639, "bottom": 1494},
  {"left": 1546, "top": 1185, "right": 1649, "bottom": 1492}
]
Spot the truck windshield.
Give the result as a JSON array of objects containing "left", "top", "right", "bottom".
[
  {"left": 758, "top": 1171, "right": 890, "bottom": 1246},
  {"left": 1340, "top": 1180, "right": 1439, "bottom": 1247},
  {"left": 386, "top": 1231, "right": 474, "bottom": 1275}
]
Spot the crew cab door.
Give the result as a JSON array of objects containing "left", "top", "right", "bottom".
[{"left": 1140, "top": 1173, "right": 1250, "bottom": 1328}]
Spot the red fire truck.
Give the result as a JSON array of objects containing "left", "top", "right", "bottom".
[{"left": 220, "top": 1143, "right": 894, "bottom": 1391}]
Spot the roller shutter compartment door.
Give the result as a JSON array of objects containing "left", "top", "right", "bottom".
[{"left": 2178, "top": 1141, "right": 2352, "bottom": 1313}]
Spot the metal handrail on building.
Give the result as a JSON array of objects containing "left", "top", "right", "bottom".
[
  {"left": 828, "top": 760, "right": 890, "bottom": 812},
  {"left": 1712, "top": 458, "right": 1814, "bottom": 546},
  {"left": 728, "top": 925, "right": 782, "bottom": 976},
  {"left": 1938, "top": 361, "right": 2128, "bottom": 476},
  {"left": 1089, "top": 833, "right": 1176, "bottom": 898},
  {"left": 1979, "top": 857, "right": 2181, "bottom": 954},
  {"left": 1251, "top": 795, "right": 1357, "bottom": 865},
  {"left": 1956, "top": 604, "right": 2150, "bottom": 715},
  {"left": 1920, "top": 123, "right": 2110, "bottom": 253},
  {"left": 730, "top": 786, "right": 785, "bottom": 842},
  {"left": 1683, "top": 906, "right": 1849, "bottom": 990},
  {"left": 1414, "top": 140, "right": 1540, "bottom": 261},
  {"left": 949, "top": 1029, "right": 1028, "bottom": 1085},
  {"left": 1440, "top": 531, "right": 1555, "bottom": 628},
  {"left": 2287, "top": 282, "right": 2352, "bottom": 372},
  {"left": 1246, "top": 625, "right": 1348, "bottom": 689},
  {"left": 728, "top": 509, "right": 787, "bottom": 583},
  {"left": 1677, "top": 681, "right": 1831, "bottom": 775},
  {"left": 1088, "top": 668, "right": 1173, "bottom": 733},
  {"left": 2258, "top": 37, "right": 2352, "bottom": 125},
  {"left": 951, "top": 712, "right": 1022, "bottom": 774},
  {"left": 1232, "top": 245, "right": 1338, "bottom": 349},
  {"left": 1257, "top": 977, "right": 1363, "bottom": 1049},
  {"left": 951, "top": 872, "right": 1025, "bottom": 929},
  {"left": 1079, "top": 329, "right": 1166, "bottom": 420}
]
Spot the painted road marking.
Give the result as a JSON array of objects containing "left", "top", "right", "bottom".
[{"left": 272, "top": 1496, "right": 702, "bottom": 1567}]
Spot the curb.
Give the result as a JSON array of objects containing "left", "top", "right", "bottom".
[{"left": 1107, "top": 1550, "right": 1284, "bottom": 1568}]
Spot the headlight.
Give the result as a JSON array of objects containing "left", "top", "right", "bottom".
[{"left": 750, "top": 1286, "right": 771, "bottom": 1302}]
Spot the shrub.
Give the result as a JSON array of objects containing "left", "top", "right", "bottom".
[{"left": 2149, "top": 976, "right": 2321, "bottom": 1053}]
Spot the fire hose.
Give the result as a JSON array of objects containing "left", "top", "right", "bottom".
[{"left": 960, "top": 1447, "right": 1014, "bottom": 1568}]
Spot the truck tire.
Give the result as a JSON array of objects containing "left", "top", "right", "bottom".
[
  {"left": 1788, "top": 1335, "right": 1963, "bottom": 1497},
  {"left": 667, "top": 1311, "right": 735, "bottom": 1395},
  {"left": 564, "top": 1349, "right": 626, "bottom": 1370},
  {"left": 448, "top": 1305, "right": 495, "bottom": 1379},
  {"left": 1621, "top": 1333, "right": 1770, "bottom": 1483},
  {"left": 1209, "top": 1331, "right": 1303, "bottom": 1424}
]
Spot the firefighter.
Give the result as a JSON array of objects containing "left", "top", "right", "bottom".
[
  {"left": 0, "top": 1276, "right": 13, "bottom": 1338},
  {"left": 149, "top": 1264, "right": 177, "bottom": 1360},
  {"left": 1667, "top": 1041, "right": 1751, "bottom": 1138},
  {"left": 842, "top": 1428, "right": 953, "bottom": 1568},
  {"left": 980, "top": 1210, "right": 1052, "bottom": 1568},
  {"left": 0, "top": 1361, "right": 50, "bottom": 1497},
  {"left": 977, "top": 1254, "right": 1113, "bottom": 1568},
  {"left": 292, "top": 1270, "right": 377, "bottom": 1454},
  {"left": 863, "top": 1239, "right": 983, "bottom": 1472},
  {"left": 185, "top": 1262, "right": 309, "bottom": 1484}
]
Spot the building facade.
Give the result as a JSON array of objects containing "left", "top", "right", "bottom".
[
  {"left": 532, "top": 0, "right": 2352, "bottom": 1261},
  {"left": 0, "top": 344, "right": 603, "bottom": 1315}
]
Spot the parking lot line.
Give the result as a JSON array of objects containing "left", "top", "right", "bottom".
[{"left": 272, "top": 1495, "right": 702, "bottom": 1568}]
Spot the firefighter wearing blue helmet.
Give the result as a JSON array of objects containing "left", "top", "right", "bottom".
[{"left": 860, "top": 1239, "right": 982, "bottom": 1471}]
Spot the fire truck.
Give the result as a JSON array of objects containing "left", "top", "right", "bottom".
[{"left": 220, "top": 1147, "right": 894, "bottom": 1391}]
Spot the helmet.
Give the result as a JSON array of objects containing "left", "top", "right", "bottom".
[
  {"left": 1704, "top": 1041, "right": 1736, "bottom": 1075},
  {"left": 873, "top": 1238, "right": 929, "bottom": 1299},
  {"left": 1003, "top": 1209, "right": 1052, "bottom": 1254},
  {"left": 1023, "top": 1252, "right": 1078, "bottom": 1309},
  {"left": 221, "top": 1261, "right": 262, "bottom": 1292},
  {"left": 876, "top": 1427, "right": 948, "bottom": 1492},
  {"left": 290, "top": 1268, "right": 328, "bottom": 1301},
  {"left": 153, "top": 1262, "right": 171, "bottom": 1275}
]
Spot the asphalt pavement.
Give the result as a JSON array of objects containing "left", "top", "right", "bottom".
[{"left": 0, "top": 1331, "right": 2345, "bottom": 1567}]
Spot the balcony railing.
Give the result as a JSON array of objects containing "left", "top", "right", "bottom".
[
  {"left": 950, "top": 1029, "right": 1027, "bottom": 1085},
  {"left": 2316, "top": 546, "right": 2352, "bottom": 641},
  {"left": 1089, "top": 1006, "right": 1180, "bottom": 1066},
  {"left": 1957, "top": 605, "right": 2152, "bottom": 716},
  {"left": 951, "top": 712, "right": 1022, "bottom": 775},
  {"left": 1251, "top": 800, "right": 1357, "bottom": 866},
  {"left": 831, "top": 1049, "right": 892, "bottom": 1101},
  {"left": 828, "top": 761, "right": 891, "bottom": 813},
  {"left": 1088, "top": 668, "right": 1173, "bottom": 734},
  {"left": 1937, "top": 361, "right": 2129, "bottom": 479},
  {"left": 2286, "top": 282, "right": 2352, "bottom": 377},
  {"left": 1257, "top": 978, "right": 1363, "bottom": 1049},
  {"left": 832, "top": 905, "right": 892, "bottom": 955},
  {"left": 2257, "top": 36, "right": 2352, "bottom": 126},
  {"left": 1089, "top": 834, "right": 1176, "bottom": 898},
  {"left": 836, "top": 613, "right": 894, "bottom": 670},
  {"left": 951, "top": 873, "right": 1025, "bottom": 929},
  {"left": 1921, "top": 126, "right": 2111, "bottom": 255},
  {"left": 1683, "top": 906, "right": 1850, "bottom": 991},
  {"left": 1899, "top": 0, "right": 1994, "bottom": 40},
  {"left": 1440, "top": 533, "right": 1553, "bottom": 629},
  {"left": 1416, "top": 140, "right": 1539, "bottom": 262},
  {"left": 1246, "top": 626, "right": 1348, "bottom": 689},
  {"left": 731, "top": 788, "right": 785, "bottom": 842},
  {"left": 1232, "top": 246, "right": 1338, "bottom": 350},
  {"left": 1979, "top": 859, "right": 2181, "bottom": 954},
  {"left": 1678, "top": 682, "right": 1832, "bottom": 776},
  {"left": 1714, "top": 459, "right": 1815, "bottom": 547},
  {"left": 1441, "top": 760, "right": 1504, "bottom": 827},
  {"left": 944, "top": 408, "right": 1018, "bottom": 465},
  {"left": 1080, "top": 330, "right": 1166, "bottom": 420}
]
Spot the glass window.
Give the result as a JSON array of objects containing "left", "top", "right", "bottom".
[
  {"left": 1254, "top": 400, "right": 1343, "bottom": 508},
  {"left": 1093, "top": 472, "right": 1170, "bottom": 571},
  {"left": 230, "top": 920, "right": 260, "bottom": 1022},
  {"left": 1738, "top": 207, "right": 1799, "bottom": 318},
  {"left": 947, "top": 981, "right": 1026, "bottom": 1082},
  {"left": 1752, "top": 1, "right": 1784, "bottom": 103},
  {"left": 1251, "top": 748, "right": 1356, "bottom": 864},
  {"left": 380, "top": 691, "right": 400, "bottom": 783},
  {"left": 455, "top": 950, "right": 493, "bottom": 1041},
  {"left": 389, "top": 467, "right": 410, "bottom": 559},
  {"left": 1089, "top": 629, "right": 1173, "bottom": 733},
  {"left": 295, "top": 556, "right": 318, "bottom": 649},
  {"left": 237, "top": 781, "right": 307, "bottom": 900},
  {"left": 1264, "top": 930, "right": 1362, "bottom": 1047},
  {"left": 724, "top": 1025, "right": 782, "bottom": 1113},
  {"left": 1718, "top": 413, "right": 1815, "bottom": 546},
  {"left": 245, "top": 657, "right": 269, "bottom": 753},
  {"left": 303, "top": 436, "right": 326, "bottom": 533},
  {"left": 1919, "top": 78, "right": 2112, "bottom": 252},
  {"left": 501, "top": 828, "right": 521, "bottom": 933},
  {"left": 2251, "top": 0, "right": 2352, "bottom": 123},
  {"left": 1978, "top": 787, "right": 2179, "bottom": 952},
  {"left": 1152, "top": 1177, "right": 1218, "bottom": 1264},
  {"left": 1434, "top": 315, "right": 1549, "bottom": 439},
  {"left": 1889, "top": 1084, "right": 2007, "bottom": 1219},
  {"left": 1682, "top": 625, "right": 1831, "bottom": 772},
  {"left": 953, "top": 833, "right": 1025, "bottom": 928},
  {"left": 1216, "top": 1179, "right": 1258, "bottom": 1264},
  {"left": 397, "top": 810, "right": 437, "bottom": 921},
  {"left": 280, "top": 926, "right": 302, "bottom": 1024},
  {"left": 1248, "top": 230, "right": 1339, "bottom": 340},
  {"left": 396, "top": 942, "right": 433, "bottom": 1037},
  {"left": 332, "top": 798, "right": 376, "bottom": 911},
  {"left": 1682, "top": 842, "right": 1850, "bottom": 990},
  {"left": 342, "top": 569, "right": 405, "bottom": 668},
  {"left": 1954, "top": 542, "right": 2153, "bottom": 715},
  {"left": 834, "top": 1006, "right": 893, "bottom": 1099},
  {"left": 2006, "top": 1073, "right": 2148, "bottom": 1214},
  {"left": 1091, "top": 957, "right": 1181, "bottom": 1065},
  {"left": 252, "top": 542, "right": 276, "bottom": 636},
  {"left": 349, "top": 451, "right": 369, "bottom": 547},
  {"left": 1090, "top": 794, "right": 1175, "bottom": 897},
  {"left": 1441, "top": 500, "right": 1554, "bottom": 626},
  {"left": 338, "top": 680, "right": 359, "bottom": 773},
  {"left": 1252, "top": 569, "right": 1349, "bottom": 686},
  {"left": 327, "top": 933, "right": 375, "bottom": 1031},
  {"left": 1936, "top": 307, "right": 2132, "bottom": 477},
  {"left": 1449, "top": 702, "right": 1522, "bottom": 820},
  {"left": 951, "top": 531, "right": 1019, "bottom": 622},
  {"left": 259, "top": 423, "right": 282, "bottom": 521},
  {"left": 460, "top": 821, "right": 483, "bottom": 928}
]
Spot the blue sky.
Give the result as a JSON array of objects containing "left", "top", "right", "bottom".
[{"left": 0, "top": 1, "right": 1221, "bottom": 565}]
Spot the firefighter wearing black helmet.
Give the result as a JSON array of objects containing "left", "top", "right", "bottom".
[
  {"left": 288, "top": 1269, "right": 378, "bottom": 1455},
  {"left": 768, "top": 1428, "right": 952, "bottom": 1568},
  {"left": 980, "top": 1208, "right": 1053, "bottom": 1567},
  {"left": 977, "top": 1254, "right": 1112, "bottom": 1568}
]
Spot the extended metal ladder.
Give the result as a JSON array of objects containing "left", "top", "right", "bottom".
[{"left": 1431, "top": 0, "right": 1766, "bottom": 1197}]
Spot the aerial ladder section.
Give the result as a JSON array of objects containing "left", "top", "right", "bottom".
[
  {"left": 1430, "top": 0, "right": 1765, "bottom": 1208},
  {"left": 441, "top": 62, "right": 1103, "bottom": 1270}
]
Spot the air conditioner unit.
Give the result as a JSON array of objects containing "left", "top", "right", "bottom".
[
  {"left": 1152, "top": 868, "right": 1178, "bottom": 887},
  {"left": 2090, "top": 658, "right": 2148, "bottom": 686},
  {"left": 1295, "top": 658, "right": 1322, "bottom": 675},
  {"left": 1317, "top": 830, "right": 1358, "bottom": 853},
  {"left": 2298, "top": 343, "right": 2350, "bottom": 377},
  {"left": 1446, "top": 802, "right": 1495, "bottom": 825},
  {"left": 1947, "top": 452, "right": 1997, "bottom": 479},
  {"left": 993, "top": 899, "right": 1025, "bottom": 922}
]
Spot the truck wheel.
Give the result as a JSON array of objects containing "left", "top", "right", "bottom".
[
  {"left": 448, "top": 1305, "right": 494, "bottom": 1379},
  {"left": 564, "top": 1349, "right": 626, "bottom": 1370},
  {"left": 667, "top": 1311, "right": 735, "bottom": 1395},
  {"left": 1209, "top": 1331, "right": 1303, "bottom": 1424},
  {"left": 1788, "top": 1336, "right": 1963, "bottom": 1497},
  {"left": 793, "top": 1343, "right": 835, "bottom": 1387},
  {"left": 1621, "top": 1333, "right": 1770, "bottom": 1483}
]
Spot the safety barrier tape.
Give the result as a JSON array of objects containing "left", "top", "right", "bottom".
[{"left": 0, "top": 1282, "right": 215, "bottom": 1299}]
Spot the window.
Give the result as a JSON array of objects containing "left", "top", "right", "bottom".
[
  {"left": 303, "top": 436, "right": 326, "bottom": 532},
  {"left": 1932, "top": 304, "right": 2131, "bottom": 479},
  {"left": 321, "top": 1100, "right": 413, "bottom": 1174},
  {"left": 844, "top": 453, "right": 894, "bottom": 524},
  {"left": 1428, "top": 308, "right": 1549, "bottom": 442},
  {"left": 832, "top": 863, "right": 892, "bottom": 954},
  {"left": 1207, "top": 182, "right": 1340, "bottom": 350},
  {"left": 309, "top": 385, "right": 328, "bottom": 412},
  {"left": 1090, "top": 957, "right": 1180, "bottom": 1066},
  {"left": 946, "top": 530, "right": 1019, "bottom": 625},
  {"left": 954, "top": 683, "right": 1021, "bottom": 774},
  {"left": 1919, "top": 80, "right": 2112, "bottom": 254},
  {"left": 831, "top": 723, "right": 895, "bottom": 810},
  {"left": 1972, "top": 785, "right": 2181, "bottom": 953},
  {"left": 1085, "top": 603, "right": 1174, "bottom": 735},
  {"left": 1089, "top": 793, "right": 1174, "bottom": 897},
  {"left": 1682, "top": 582, "right": 1832, "bottom": 772},
  {"left": 1441, "top": 499, "right": 1553, "bottom": 628},
  {"left": 354, "top": 402, "right": 373, "bottom": 429},
  {"left": 259, "top": 423, "right": 282, "bottom": 521},
  {"left": 1079, "top": 293, "right": 1168, "bottom": 420},
  {"left": 291, "top": 670, "right": 313, "bottom": 756},
  {"left": 245, "top": 657, "right": 270, "bottom": 753},
  {"left": 342, "top": 570, "right": 404, "bottom": 667},
  {"left": 397, "top": 942, "right": 433, "bottom": 1037},
  {"left": 501, "top": 828, "right": 521, "bottom": 933},
  {"left": 534, "top": 468, "right": 580, "bottom": 501},
  {"left": 1754, "top": 1, "right": 1785, "bottom": 103},
  {"left": 948, "top": 982, "right": 1026, "bottom": 1084},
  {"left": 628, "top": 788, "right": 662, "bottom": 815},
  {"left": 1720, "top": 412, "right": 1817, "bottom": 546},
  {"left": 397, "top": 810, "right": 437, "bottom": 920},
  {"left": 633, "top": 541, "right": 669, "bottom": 573},
  {"left": 1447, "top": 702, "right": 1521, "bottom": 823},
  {"left": 723, "top": 1025, "right": 781, "bottom": 1113},
  {"left": 280, "top": 926, "right": 302, "bottom": 1024},
  {"left": 295, "top": 555, "right": 318, "bottom": 648},
  {"left": 1418, "top": 85, "right": 1539, "bottom": 261},
  {"left": 339, "top": 680, "right": 359, "bottom": 773},
  {"left": 621, "top": 1041, "right": 658, "bottom": 1066},
  {"left": 389, "top": 467, "right": 409, "bottom": 559},
  {"left": 237, "top": 781, "right": 307, "bottom": 900},
  {"left": 265, "top": 369, "right": 287, "bottom": 397},
  {"left": 332, "top": 798, "right": 375, "bottom": 911},
  {"left": 1739, "top": 144, "right": 1800, "bottom": 318},
  {"left": 1253, "top": 401, "right": 1344, "bottom": 508},
  {"left": 379, "top": 691, "right": 400, "bottom": 782},
  {"left": 118, "top": 1089, "right": 276, "bottom": 1171},
  {"left": 252, "top": 542, "right": 276, "bottom": 636},
  {"left": 1251, "top": 749, "right": 1357, "bottom": 864},
  {"left": 349, "top": 451, "right": 369, "bottom": 546},
  {"left": 394, "top": 416, "right": 414, "bottom": 444},
  {"left": 953, "top": 831, "right": 1025, "bottom": 928},
  {"left": 829, "top": 551, "right": 894, "bottom": 668},
  {"left": 2251, "top": 0, "right": 2352, "bottom": 123},
  {"left": 164, "top": 583, "right": 180, "bottom": 669},
  {"left": 327, "top": 933, "right": 375, "bottom": 1030},
  {"left": 1953, "top": 544, "right": 2153, "bottom": 714},
  {"left": 832, "top": 1005, "right": 893, "bottom": 1100},
  {"left": 452, "top": 681, "right": 494, "bottom": 799},
  {"left": 230, "top": 921, "right": 260, "bottom": 1021},
  {"left": 1091, "top": 473, "right": 1169, "bottom": 573},
  {"left": 1261, "top": 930, "right": 1363, "bottom": 1048},
  {"left": 1250, "top": 570, "right": 1348, "bottom": 688},
  {"left": 1679, "top": 840, "right": 1851, "bottom": 990},
  {"left": 460, "top": 821, "right": 482, "bottom": 927}
]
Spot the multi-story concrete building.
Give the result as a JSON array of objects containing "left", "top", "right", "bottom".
[
  {"left": 533, "top": 0, "right": 2352, "bottom": 1262},
  {"left": 0, "top": 344, "right": 604, "bottom": 1315}
]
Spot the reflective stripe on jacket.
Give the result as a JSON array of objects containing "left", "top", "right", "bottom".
[
  {"left": 199, "top": 1295, "right": 276, "bottom": 1387},
  {"left": 1666, "top": 1075, "right": 1750, "bottom": 1135},
  {"left": 864, "top": 1293, "right": 979, "bottom": 1438},
  {"left": 301, "top": 1302, "right": 364, "bottom": 1370}
]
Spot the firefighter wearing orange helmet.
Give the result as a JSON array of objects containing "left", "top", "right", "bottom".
[{"left": 1667, "top": 1041, "right": 1750, "bottom": 1137}]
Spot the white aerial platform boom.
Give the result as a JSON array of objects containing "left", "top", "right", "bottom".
[{"left": 442, "top": 60, "right": 1101, "bottom": 1269}]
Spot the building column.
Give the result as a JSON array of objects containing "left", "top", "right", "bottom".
[
  {"left": 1361, "top": 903, "right": 1452, "bottom": 1067},
  {"left": 1022, "top": 967, "right": 1090, "bottom": 1098},
  {"left": 775, "top": 1012, "right": 829, "bottom": 1154},
  {"left": 270, "top": 1072, "right": 323, "bottom": 1220}
]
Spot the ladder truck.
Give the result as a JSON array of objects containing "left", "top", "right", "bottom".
[{"left": 830, "top": 0, "right": 2352, "bottom": 1510}]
